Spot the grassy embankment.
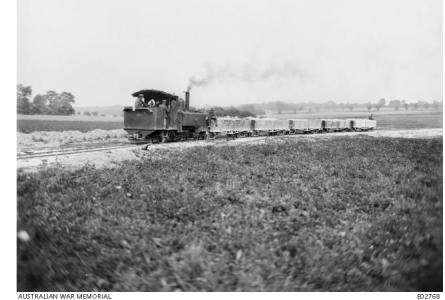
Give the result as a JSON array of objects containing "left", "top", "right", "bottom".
[{"left": 17, "top": 137, "right": 442, "bottom": 291}]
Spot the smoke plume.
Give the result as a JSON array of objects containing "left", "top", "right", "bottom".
[{"left": 187, "top": 61, "right": 307, "bottom": 91}]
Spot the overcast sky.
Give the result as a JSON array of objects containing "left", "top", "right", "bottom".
[{"left": 18, "top": 0, "right": 442, "bottom": 107}]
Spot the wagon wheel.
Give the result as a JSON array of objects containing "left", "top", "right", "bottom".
[{"left": 167, "top": 131, "right": 176, "bottom": 142}]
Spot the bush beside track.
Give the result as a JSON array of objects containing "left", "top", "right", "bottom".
[{"left": 17, "top": 137, "right": 442, "bottom": 291}]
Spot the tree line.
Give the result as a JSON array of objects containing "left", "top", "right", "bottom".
[
  {"left": 17, "top": 84, "right": 76, "bottom": 115},
  {"left": 248, "top": 98, "right": 442, "bottom": 114},
  {"left": 189, "top": 106, "right": 257, "bottom": 118}
]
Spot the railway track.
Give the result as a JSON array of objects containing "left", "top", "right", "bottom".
[
  {"left": 16, "top": 134, "right": 258, "bottom": 160},
  {"left": 17, "top": 142, "right": 143, "bottom": 160},
  {"left": 16, "top": 131, "right": 362, "bottom": 160},
  {"left": 17, "top": 128, "right": 442, "bottom": 161},
  {"left": 16, "top": 128, "right": 443, "bottom": 174}
]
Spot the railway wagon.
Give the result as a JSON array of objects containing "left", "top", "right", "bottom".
[
  {"left": 346, "top": 119, "right": 376, "bottom": 131},
  {"left": 210, "top": 117, "right": 252, "bottom": 136},
  {"left": 289, "top": 119, "right": 323, "bottom": 133},
  {"left": 307, "top": 119, "right": 323, "bottom": 132},
  {"left": 289, "top": 119, "right": 308, "bottom": 133},
  {"left": 365, "top": 119, "right": 377, "bottom": 129},
  {"left": 347, "top": 119, "right": 366, "bottom": 130},
  {"left": 337, "top": 119, "right": 349, "bottom": 130},
  {"left": 252, "top": 118, "right": 290, "bottom": 135},
  {"left": 321, "top": 119, "right": 349, "bottom": 131}
]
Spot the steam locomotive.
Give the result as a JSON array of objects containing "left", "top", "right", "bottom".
[{"left": 123, "top": 89, "right": 376, "bottom": 143}]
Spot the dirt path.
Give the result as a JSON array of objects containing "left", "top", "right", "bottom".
[{"left": 17, "top": 128, "right": 442, "bottom": 173}]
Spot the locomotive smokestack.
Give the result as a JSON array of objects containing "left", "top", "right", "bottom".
[{"left": 184, "top": 90, "right": 190, "bottom": 111}]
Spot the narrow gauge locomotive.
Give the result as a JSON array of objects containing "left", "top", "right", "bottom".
[
  {"left": 123, "top": 89, "right": 376, "bottom": 143},
  {"left": 123, "top": 89, "right": 208, "bottom": 143}
]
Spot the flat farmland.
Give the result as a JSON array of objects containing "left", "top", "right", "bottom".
[
  {"left": 270, "top": 110, "right": 443, "bottom": 130},
  {"left": 17, "top": 114, "right": 123, "bottom": 133}
]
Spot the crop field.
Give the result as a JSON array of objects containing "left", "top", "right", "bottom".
[
  {"left": 271, "top": 110, "right": 443, "bottom": 130},
  {"left": 17, "top": 115, "right": 123, "bottom": 133},
  {"left": 17, "top": 136, "right": 442, "bottom": 292}
]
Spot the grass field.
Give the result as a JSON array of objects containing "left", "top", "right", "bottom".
[
  {"left": 17, "top": 137, "right": 442, "bottom": 291},
  {"left": 17, "top": 115, "right": 123, "bottom": 133},
  {"left": 270, "top": 110, "right": 443, "bottom": 130}
]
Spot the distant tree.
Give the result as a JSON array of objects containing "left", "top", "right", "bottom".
[
  {"left": 237, "top": 104, "right": 265, "bottom": 115},
  {"left": 113, "top": 114, "right": 118, "bottom": 118},
  {"left": 43, "top": 91, "right": 75, "bottom": 115},
  {"left": 413, "top": 102, "right": 419, "bottom": 110},
  {"left": 378, "top": 98, "right": 386, "bottom": 108},
  {"left": 389, "top": 99, "right": 401, "bottom": 111},
  {"left": 17, "top": 84, "right": 32, "bottom": 114},
  {"left": 314, "top": 105, "right": 320, "bottom": 112},
  {"left": 346, "top": 103, "right": 354, "bottom": 111},
  {"left": 92, "top": 111, "right": 99, "bottom": 116},
  {"left": 275, "top": 101, "right": 285, "bottom": 114},
  {"left": 209, "top": 106, "right": 255, "bottom": 118},
  {"left": 291, "top": 104, "right": 304, "bottom": 113},
  {"left": 84, "top": 111, "right": 91, "bottom": 116},
  {"left": 432, "top": 101, "right": 440, "bottom": 110},
  {"left": 401, "top": 100, "right": 409, "bottom": 110},
  {"left": 100, "top": 114, "right": 106, "bottom": 117},
  {"left": 324, "top": 101, "right": 336, "bottom": 111},
  {"left": 366, "top": 103, "right": 373, "bottom": 111},
  {"left": 43, "top": 91, "right": 58, "bottom": 114},
  {"left": 58, "top": 92, "right": 75, "bottom": 115},
  {"left": 31, "top": 94, "right": 48, "bottom": 114},
  {"left": 423, "top": 102, "right": 429, "bottom": 110},
  {"left": 338, "top": 103, "right": 346, "bottom": 111}
]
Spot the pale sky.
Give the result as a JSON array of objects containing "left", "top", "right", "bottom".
[{"left": 18, "top": 0, "right": 442, "bottom": 107}]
